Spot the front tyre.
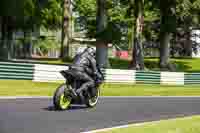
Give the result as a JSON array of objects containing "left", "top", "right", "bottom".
[
  {"left": 53, "top": 84, "right": 72, "bottom": 110},
  {"left": 86, "top": 88, "right": 100, "bottom": 108}
]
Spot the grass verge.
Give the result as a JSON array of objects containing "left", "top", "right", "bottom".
[
  {"left": 101, "top": 84, "right": 200, "bottom": 96},
  {"left": 0, "top": 80, "right": 60, "bottom": 96},
  {"left": 98, "top": 115, "right": 200, "bottom": 133},
  {"left": 110, "top": 58, "right": 200, "bottom": 72},
  {"left": 0, "top": 80, "right": 200, "bottom": 96}
]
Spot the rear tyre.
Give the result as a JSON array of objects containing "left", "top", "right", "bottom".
[
  {"left": 86, "top": 88, "right": 100, "bottom": 108},
  {"left": 53, "top": 84, "right": 72, "bottom": 110}
]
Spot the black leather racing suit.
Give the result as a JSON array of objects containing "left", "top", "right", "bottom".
[{"left": 71, "top": 49, "right": 99, "bottom": 97}]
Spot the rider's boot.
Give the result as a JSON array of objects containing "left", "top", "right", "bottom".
[
  {"left": 76, "top": 89, "right": 85, "bottom": 104},
  {"left": 68, "top": 85, "right": 77, "bottom": 98},
  {"left": 71, "top": 89, "right": 77, "bottom": 98},
  {"left": 91, "top": 87, "right": 97, "bottom": 97}
]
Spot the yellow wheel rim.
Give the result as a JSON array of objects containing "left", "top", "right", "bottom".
[{"left": 59, "top": 94, "right": 71, "bottom": 109}]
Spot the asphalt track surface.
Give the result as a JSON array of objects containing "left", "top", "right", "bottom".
[{"left": 0, "top": 97, "right": 200, "bottom": 133}]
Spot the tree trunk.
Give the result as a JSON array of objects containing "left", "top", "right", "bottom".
[
  {"left": 0, "top": 17, "right": 6, "bottom": 60},
  {"left": 159, "top": 0, "right": 176, "bottom": 71},
  {"left": 96, "top": 0, "right": 109, "bottom": 68},
  {"left": 7, "top": 26, "right": 13, "bottom": 60},
  {"left": 60, "top": 0, "right": 71, "bottom": 59},
  {"left": 23, "top": 31, "right": 32, "bottom": 59},
  {"left": 96, "top": 41, "right": 109, "bottom": 68},
  {"left": 0, "top": 16, "right": 13, "bottom": 60},
  {"left": 159, "top": 31, "right": 171, "bottom": 69},
  {"left": 184, "top": 19, "right": 192, "bottom": 57},
  {"left": 0, "top": 17, "right": 3, "bottom": 60},
  {"left": 185, "top": 31, "right": 192, "bottom": 57},
  {"left": 130, "top": 0, "right": 144, "bottom": 70}
]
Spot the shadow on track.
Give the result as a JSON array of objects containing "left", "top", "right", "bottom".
[{"left": 43, "top": 105, "right": 88, "bottom": 111}]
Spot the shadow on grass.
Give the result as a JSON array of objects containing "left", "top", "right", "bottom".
[
  {"left": 144, "top": 58, "right": 200, "bottom": 72},
  {"left": 144, "top": 60, "right": 159, "bottom": 70},
  {"left": 173, "top": 61, "right": 192, "bottom": 72},
  {"left": 109, "top": 58, "right": 130, "bottom": 69}
]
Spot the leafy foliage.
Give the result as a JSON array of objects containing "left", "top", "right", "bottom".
[
  {"left": 73, "top": 0, "right": 132, "bottom": 49},
  {"left": 39, "top": 0, "right": 62, "bottom": 30},
  {"left": 34, "top": 38, "right": 60, "bottom": 55},
  {"left": 176, "top": 0, "right": 200, "bottom": 27},
  {"left": 73, "top": 0, "right": 96, "bottom": 34}
]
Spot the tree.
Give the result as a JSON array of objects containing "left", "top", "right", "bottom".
[
  {"left": 73, "top": 0, "right": 97, "bottom": 36},
  {"left": 0, "top": 0, "right": 38, "bottom": 60},
  {"left": 0, "top": 0, "right": 30, "bottom": 60},
  {"left": 0, "top": 0, "right": 63, "bottom": 60},
  {"left": 96, "top": 0, "right": 109, "bottom": 67},
  {"left": 159, "top": 0, "right": 176, "bottom": 70},
  {"left": 129, "top": 0, "right": 145, "bottom": 70},
  {"left": 73, "top": 0, "right": 133, "bottom": 67},
  {"left": 176, "top": 0, "right": 200, "bottom": 56},
  {"left": 0, "top": 16, "right": 14, "bottom": 60},
  {"left": 39, "top": 0, "right": 62, "bottom": 30},
  {"left": 60, "top": 0, "right": 72, "bottom": 59},
  {"left": 73, "top": 0, "right": 128, "bottom": 47}
]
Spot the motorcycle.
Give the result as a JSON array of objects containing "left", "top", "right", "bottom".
[{"left": 53, "top": 65, "right": 104, "bottom": 110}]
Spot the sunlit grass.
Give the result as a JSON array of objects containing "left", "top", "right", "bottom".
[
  {"left": 99, "top": 115, "right": 200, "bottom": 133},
  {"left": 0, "top": 80, "right": 200, "bottom": 96}
]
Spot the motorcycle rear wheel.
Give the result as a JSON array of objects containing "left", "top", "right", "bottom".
[{"left": 53, "top": 84, "right": 72, "bottom": 110}]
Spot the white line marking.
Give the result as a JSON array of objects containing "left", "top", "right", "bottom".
[
  {"left": 81, "top": 122, "right": 149, "bottom": 133},
  {"left": 82, "top": 115, "right": 199, "bottom": 133}
]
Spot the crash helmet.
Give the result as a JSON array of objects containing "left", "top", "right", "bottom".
[
  {"left": 76, "top": 47, "right": 86, "bottom": 55},
  {"left": 86, "top": 46, "right": 96, "bottom": 57}
]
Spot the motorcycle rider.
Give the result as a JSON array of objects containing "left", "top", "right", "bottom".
[{"left": 70, "top": 46, "right": 101, "bottom": 102}]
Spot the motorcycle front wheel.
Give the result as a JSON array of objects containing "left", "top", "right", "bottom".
[
  {"left": 53, "top": 84, "right": 72, "bottom": 110},
  {"left": 86, "top": 88, "right": 100, "bottom": 108}
]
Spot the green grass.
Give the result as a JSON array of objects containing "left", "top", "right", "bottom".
[
  {"left": 99, "top": 115, "right": 200, "bottom": 133},
  {"left": 109, "top": 58, "right": 130, "bottom": 69},
  {"left": 0, "top": 80, "right": 61, "bottom": 96},
  {"left": 109, "top": 58, "right": 200, "bottom": 72},
  {"left": 0, "top": 80, "right": 200, "bottom": 96},
  {"left": 101, "top": 84, "right": 200, "bottom": 96},
  {"left": 145, "top": 58, "right": 200, "bottom": 72},
  {"left": 171, "top": 58, "right": 200, "bottom": 72},
  {"left": 34, "top": 57, "right": 73, "bottom": 65}
]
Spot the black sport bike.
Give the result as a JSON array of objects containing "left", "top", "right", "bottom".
[{"left": 53, "top": 66, "right": 104, "bottom": 110}]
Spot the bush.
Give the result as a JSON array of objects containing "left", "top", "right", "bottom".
[
  {"left": 33, "top": 38, "right": 60, "bottom": 56},
  {"left": 109, "top": 58, "right": 160, "bottom": 70},
  {"left": 109, "top": 58, "right": 130, "bottom": 69},
  {"left": 62, "top": 56, "right": 73, "bottom": 62}
]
